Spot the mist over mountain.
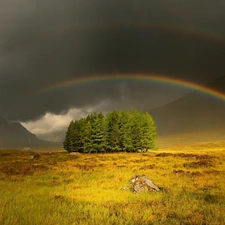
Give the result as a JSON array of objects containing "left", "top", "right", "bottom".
[
  {"left": 0, "top": 116, "right": 60, "bottom": 149},
  {"left": 150, "top": 76, "right": 225, "bottom": 137}
]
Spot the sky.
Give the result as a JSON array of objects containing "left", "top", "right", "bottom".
[{"left": 0, "top": 0, "right": 225, "bottom": 141}]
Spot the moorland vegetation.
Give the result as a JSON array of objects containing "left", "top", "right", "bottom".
[{"left": 0, "top": 145, "right": 225, "bottom": 225}]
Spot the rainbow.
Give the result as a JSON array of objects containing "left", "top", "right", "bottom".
[
  {"left": 36, "top": 73, "right": 225, "bottom": 102},
  {"left": 53, "top": 22, "right": 225, "bottom": 44}
]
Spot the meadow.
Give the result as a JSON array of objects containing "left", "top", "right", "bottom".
[{"left": 0, "top": 143, "right": 225, "bottom": 225}]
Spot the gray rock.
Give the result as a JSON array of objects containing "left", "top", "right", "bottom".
[
  {"left": 123, "top": 174, "right": 160, "bottom": 193},
  {"left": 30, "top": 152, "right": 41, "bottom": 160}
]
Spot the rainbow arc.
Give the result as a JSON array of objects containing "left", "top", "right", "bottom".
[{"left": 36, "top": 74, "right": 225, "bottom": 102}]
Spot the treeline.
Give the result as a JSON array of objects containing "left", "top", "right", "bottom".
[{"left": 63, "top": 110, "right": 157, "bottom": 153}]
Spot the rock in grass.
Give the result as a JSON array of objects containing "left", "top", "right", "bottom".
[
  {"left": 123, "top": 174, "right": 160, "bottom": 193},
  {"left": 30, "top": 152, "right": 41, "bottom": 160}
]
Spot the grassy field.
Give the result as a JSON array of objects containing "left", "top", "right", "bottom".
[{"left": 0, "top": 143, "right": 225, "bottom": 225}]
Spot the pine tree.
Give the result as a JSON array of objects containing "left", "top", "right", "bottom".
[
  {"left": 130, "top": 110, "right": 143, "bottom": 152},
  {"left": 140, "top": 112, "right": 157, "bottom": 151},
  {"left": 72, "top": 120, "right": 80, "bottom": 152},
  {"left": 92, "top": 112, "right": 106, "bottom": 153},
  {"left": 105, "top": 110, "right": 120, "bottom": 152},
  {"left": 73, "top": 118, "right": 86, "bottom": 152},
  {"left": 63, "top": 120, "right": 75, "bottom": 152},
  {"left": 83, "top": 120, "right": 93, "bottom": 153},
  {"left": 119, "top": 110, "right": 133, "bottom": 152}
]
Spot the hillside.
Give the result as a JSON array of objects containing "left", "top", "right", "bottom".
[
  {"left": 150, "top": 76, "right": 225, "bottom": 138},
  {"left": 0, "top": 116, "right": 60, "bottom": 149}
]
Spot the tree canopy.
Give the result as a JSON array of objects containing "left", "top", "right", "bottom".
[{"left": 63, "top": 110, "right": 157, "bottom": 153}]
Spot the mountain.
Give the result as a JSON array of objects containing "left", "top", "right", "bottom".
[
  {"left": 0, "top": 116, "right": 61, "bottom": 149},
  {"left": 37, "top": 131, "right": 66, "bottom": 143},
  {"left": 150, "top": 76, "right": 225, "bottom": 138}
]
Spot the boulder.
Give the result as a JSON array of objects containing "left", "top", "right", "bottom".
[
  {"left": 123, "top": 174, "right": 160, "bottom": 193},
  {"left": 30, "top": 152, "right": 41, "bottom": 160}
]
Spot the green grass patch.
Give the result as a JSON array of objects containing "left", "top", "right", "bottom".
[{"left": 0, "top": 147, "right": 225, "bottom": 224}]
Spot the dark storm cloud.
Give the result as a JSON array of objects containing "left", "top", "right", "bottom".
[{"left": 0, "top": 0, "right": 225, "bottom": 121}]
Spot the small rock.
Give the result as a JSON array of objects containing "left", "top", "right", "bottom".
[
  {"left": 123, "top": 174, "right": 160, "bottom": 193},
  {"left": 30, "top": 152, "right": 41, "bottom": 160}
]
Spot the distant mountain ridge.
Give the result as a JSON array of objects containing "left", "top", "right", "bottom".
[
  {"left": 150, "top": 76, "right": 225, "bottom": 136},
  {"left": 0, "top": 116, "right": 60, "bottom": 149}
]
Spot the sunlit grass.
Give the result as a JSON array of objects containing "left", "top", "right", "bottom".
[{"left": 0, "top": 144, "right": 225, "bottom": 224}]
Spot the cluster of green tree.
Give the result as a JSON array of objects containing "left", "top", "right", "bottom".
[{"left": 63, "top": 110, "right": 157, "bottom": 153}]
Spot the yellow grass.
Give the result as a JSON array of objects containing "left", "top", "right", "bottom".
[{"left": 0, "top": 143, "right": 225, "bottom": 225}]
